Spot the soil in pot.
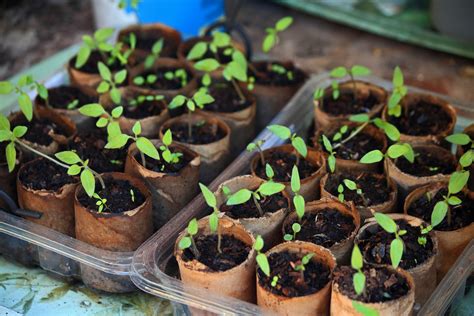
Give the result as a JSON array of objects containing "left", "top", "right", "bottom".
[
  {"left": 394, "top": 147, "right": 456, "bottom": 177},
  {"left": 70, "top": 51, "right": 122, "bottom": 74},
  {"left": 257, "top": 250, "right": 331, "bottom": 297},
  {"left": 122, "top": 98, "right": 165, "bottom": 120},
  {"left": 358, "top": 219, "right": 434, "bottom": 270},
  {"left": 204, "top": 81, "right": 252, "bottom": 113},
  {"left": 133, "top": 67, "right": 191, "bottom": 90},
  {"left": 42, "top": 86, "right": 97, "bottom": 110},
  {"left": 283, "top": 209, "right": 356, "bottom": 248},
  {"left": 220, "top": 192, "right": 289, "bottom": 219},
  {"left": 133, "top": 147, "right": 193, "bottom": 174},
  {"left": 11, "top": 114, "right": 70, "bottom": 147},
  {"left": 251, "top": 61, "right": 306, "bottom": 86},
  {"left": 169, "top": 120, "right": 226, "bottom": 145},
  {"left": 321, "top": 89, "right": 382, "bottom": 116},
  {"left": 254, "top": 151, "right": 318, "bottom": 182},
  {"left": 18, "top": 158, "right": 75, "bottom": 191}
]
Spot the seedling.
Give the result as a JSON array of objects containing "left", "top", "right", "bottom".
[
  {"left": 283, "top": 222, "right": 301, "bottom": 241},
  {"left": 270, "top": 64, "right": 294, "bottom": 80},
  {"left": 75, "top": 28, "right": 114, "bottom": 69},
  {"left": 128, "top": 94, "right": 165, "bottom": 107},
  {"left": 66, "top": 99, "right": 80, "bottom": 110},
  {"left": 199, "top": 183, "right": 222, "bottom": 253},
  {"left": 359, "top": 133, "right": 415, "bottom": 166},
  {"left": 144, "top": 39, "right": 163, "bottom": 69},
  {"left": 160, "top": 129, "right": 183, "bottom": 165},
  {"left": 313, "top": 87, "right": 325, "bottom": 108},
  {"left": 226, "top": 164, "right": 285, "bottom": 217},
  {"left": 186, "top": 31, "right": 232, "bottom": 62},
  {"left": 178, "top": 218, "right": 200, "bottom": 258},
  {"left": 292, "top": 253, "right": 314, "bottom": 281},
  {"left": 267, "top": 124, "right": 307, "bottom": 165},
  {"left": 253, "top": 235, "right": 270, "bottom": 277},
  {"left": 271, "top": 276, "right": 279, "bottom": 287},
  {"left": 78, "top": 103, "right": 123, "bottom": 140},
  {"left": 96, "top": 62, "right": 127, "bottom": 104},
  {"left": 164, "top": 69, "right": 188, "bottom": 87},
  {"left": 338, "top": 178, "right": 364, "bottom": 201},
  {"left": 387, "top": 66, "right": 407, "bottom": 117},
  {"left": 291, "top": 166, "right": 306, "bottom": 221},
  {"left": 133, "top": 74, "right": 158, "bottom": 86},
  {"left": 351, "top": 244, "right": 365, "bottom": 296},
  {"left": 246, "top": 139, "right": 266, "bottom": 165},
  {"left": 130, "top": 189, "right": 135, "bottom": 202},
  {"left": 321, "top": 135, "right": 337, "bottom": 173},
  {"left": 107, "top": 34, "right": 136, "bottom": 67},
  {"left": 262, "top": 16, "right": 293, "bottom": 53},
  {"left": 93, "top": 193, "right": 109, "bottom": 213},
  {"left": 446, "top": 133, "right": 473, "bottom": 171},
  {"left": 373, "top": 213, "right": 406, "bottom": 268},
  {"left": 329, "top": 65, "right": 371, "bottom": 102}
]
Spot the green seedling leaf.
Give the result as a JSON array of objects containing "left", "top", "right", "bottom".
[
  {"left": 431, "top": 201, "right": 448, "bottom": 228},
  {"left": 97, "top": 62, "right": 112, "bottom": 81},
  {"left": 294, "top": 194, "right": 305, "bottom": 219},
  {"left": 187, "top": 42, "right": 208, "bottom": 60},
  {"left": 387, "top": 144, "right": 408, "bottom": 159},
  {"left": 350, "top": 114, "right": 370, "bottom": 123},
  {"left": 330, "top": 66, "right": 348, "bottom": 78},
  {"left": 151, "top": 38, "right": 163, "bottom": 54},
  {"left": 212, "top": 31, "right": 231, "bottom": 47},
  {"left": 12, "top": 126, "right": 27, "bottom": 138},
  {"left": 292, "top": 136, "right": 307, "bottom": 158},
  {"left": 193, "top": 90, "right": 215, "bottom": 106},
  {"left": 459, "top": 151, "right": 473, "bottom": 168},
  {"left": 136, "top": 137, "right": 159, "bottom": 159},
  {"left": 259, "top": 182, "right": 285, "bottom": 196},
  {"left": 188, "top": 218, "right": 198, "bottom": 235},
  {"left": 55, "top": 151, "right": 81, "bottom": 164},
  {"left": 97, "top": 81, "right": 110, "bottom": 93},
  {"left": 79, "top": 103, "right": 105, "bottom": 117},
  {"left": 81, "top": 168, "right": 95, "bottom": 197},
  {"left": 94, "top": 27, "right": 114, "bottom": 42},
  {"left": 448, "top": 196, "right": 462, "bottom": 206},
  {"left": 256, "top": 253, "right": 270, "bottom": 277},
  {"left": 262, "top": 33, "right": 276, "bottom": 53},
  {"left": 343, "top": 179, "right": 357, "bottom": 191},
  {"left": 227, "top": 189, "right": 252, "bottom": 205},
  {"left": 328, "top": 155, "right": 336, "bottom": 173},
  {"left": 169, "top": 95, "right": 186, "bottom": 109},
  {"left": 292, "top": 222, "right": 301, "bottom": 234},
  {"left": 105, "top": 134, "right": 129, "bottom": 149},
  {"left": 110, "top": 88, "right": 121, "bottom": 104},
  {"left": 390, "top": 238, "right": 404, "bottom": 268},
  {"left": 114, "top": 69, "right": 127, "bottom": 84},
  {"left": 194, "top": 58, "right": 220, "bottom": 72},
  {"left": 209, "top": 212, "right": 218, "bottom": 233},
  {"left": 18, "top": 93, "right": 33, "bottom": 121},
  {"left": 267, "top": 125, "right": 291, "bottom": 140},
  {"left": 360, "top": 150, "right": 384, "bottom": 164},
  {"left": 75, "top": 46, "right": 91, "bottom": 68},
  {"left": 353, "top": 272, "right": 366, "bottom": 296},
  {"left": 132, "top": 121, "right": 141, "bottom": 135},
  {"left": 445, "top": 133, "right": 470, "bottom": 145},
  {"left": 6, "top": 142, "right": 16, "bottom": 172},
  {"left": 351, "top": 245, "right": 363, "bottom": 270},
  {"left": 67, "top": 165, "right": 81, "bottom": 176},
  {"left": 351, "top": 65, "right": 371, "bottom": 76},
  {"left": 111, "top": 106, "right": 123, "bottom": 119},
  {"left": 374, "top": 213, "right": 397, "bottom": 233},
  {"left": 254, "top": 235, "right": 264, "bottom": 252},
  {"left": 313, "top": 87, "right": 324, "bottom": 100},
  {"left": 0, "top": 114, "right": 10, "bottom": 130},
  {"left": 275, "top": 16, "right": 293, "bottom": 31},
  {"left": 352, "top": 301, "right": 379, "bottom": 316},
  {"left": 0, "top": 81, "right": 14, "bottom": 94},
  {"left": 321, "top": 134, "right": 333, "bottom": 152},
  {"left": 291, "top": 165, "right": 300, "bottom": 192},
  {"left": 265, "top": 163, "right": 275, "bottom": 178},
  {"left": 163, "top": 129, "right": 173, "bottom": 146},
  {"left": 199, "top": 183, "right": 217, "bottom": 208},
  {"left": 448, "top": 170, "right": 469, "bottom": 194},
  {"left": 178, "top": 236, "right": 192, "bottom": 249},
  {"left": 393, "top": 66, "right": 404, "bottom": 86}
]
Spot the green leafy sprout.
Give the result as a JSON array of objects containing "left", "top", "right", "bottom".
[
  {"left": 128, "top": 94, "right": 164, "bottom": 107},
  {"left": 178, "top": 218, "right": 200, "bottom": 258},
  {"left": 338, "top": 179, "right": 368, "bottom": 206},
  {"left": 262, "top": 16, "right": 293, "bottom": 53},
  {"left": 96, "top": 62, "right": 127, "bottom": 104},
  {"left": 78, "top": 103, "right": 123, "bottom": 140},
  {"left": 164, "top": 69, "right": 188, "bottom": 87},
  {"left": 93, "top": 193, "right": 109, "bottom": 213},
  {"left": 75, "top": 28, "right": 115, "bottom": 69},
  {"left": 144, "top": 38, "right": 163, "bottom": 69},
  {"left": 118, "top": 0, "right": 141, "bottom": 10},
  {"left": 270, "top": 64, "right": 294, "bottom": 80},
  {"left": 321, "top": 134, "right": 337, "bottom": 173},
  {"left": 199, "top": 183, "right": 222, "bottom": 253},
  {"left": 329, "top": 65, "right": 371, "bottom": 102},
  {"left": 247, "top": 139, "right": 266, "bottom": 166},
  {"left": 292, "top": 253, "right": 314, "bottom": 281},
  {"left": 159, "top": 129, "right": 183, "bottom": 166},
  {"left": 283, "top": 222, "right": 301, "bottom": 241},
  {"left": 373, "top": 213, "right": 406, "bottom": 268},
  {"left": 66, "top": 99, "right": 79, "bottom": 110},
  {"left": 351, "top": 244, "right": 366, "bottom": 296},
  {"left": 291, "top": 165, "right": 306, "bottom": 221},
  {"left": 267, "top": 124, "right": 307, "bottom": 166},
  {"left": 253, "top": 235, "right": 270, "bottom": 277},
  {"left": 387, "top": 66, "right": 407, "bottom": 117}
]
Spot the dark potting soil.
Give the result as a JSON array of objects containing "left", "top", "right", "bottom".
[
  {"left": 395, "top": 147, "right": 455, "bottom": 177},
  {"left": 11, "top": 115, "right": 69, "bottom": 146},
  {"left": 134, "top": 146, "right": 193, "bottom": 173},
  {"left": 123, "top": 99, "right": 164, "bottom": 119},
  {"left": 358, "top": 219, "right": 434, "bottom": 270},
  {"left": 77, "top": 176, "right": 145, "bottom": 213},
  {"left": 408, "top": 188, "right": 474, "bottom": 231},
  {"left": 325, "top": 173, "right": 391, "bottom": 207},
  {"left": 221, "top": 192, "right": 288, "bottom": 219},
  {"left": 181, "top": 234, "right": 250, "bottom": 272},
  {"left": 254, "top": 151, "right": 319, "bottom": 182},
  {"left": 204, "top": 82, "right": 252, "bottom": 113},
  {"left": 0, "top": 142, "right": 8, "bottom": 164},
  {"left": 46, "top": 86, "right": 97, "bottom": 110},
  {"left": 251, "top": 62, "right": 306, "bottom": 86},
  {"left": 19, "top": 158, "right": 76, "bottom": 191},
  {"left": 333, "top": 266, "right": 410, "bottom": 303},
  {"left": 169, "top": 121, "right": 225, "bottom": 145},
  {"left": 257, "top": 250, "right": 331, "bottom": 297},
  {"left": 388, "top": 101, "right": 452, "bottom": 136},
  {"left": 71, "top": 51, "right": 122, "bottom": 74},
  {"left": 134, "top": 67, "right": 191, "bottom": 90},
  {"left": 321, "top": 90, "right": 381, "bottom": 116},
  {"left": 316, "top": 131, "right": 384, "bottom": 161},
  {"left": 284, "top": 209, "right": 355, "bottom": 248}
]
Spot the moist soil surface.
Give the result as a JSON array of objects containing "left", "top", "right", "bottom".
[
  {"left": 251, "top": 61, "right": 306, "bottom": 86},
  {"left": 134, "top": 146, "right": 193, "bottom": 173},
  {"left": 181, "top": 234, "right": 250, "bottom": 272},
  {"left": 204, "top": 82, "right": 252, "bottom": 113},
  {"left": 12, "top": 115, "right": 69, "bottom": 146},
  {"left": 257, "top": 250, "right": 331, "bottom": 297},
  {"left": 19, "top": 158, "right": 76, "bottom": 191},
  {"left": 358, "top": 219, "right": 434, "bottom": 269},
  {"left": 407, "top": 188, "right": 474, "bottom": 231},
  {"left": 133, "top": 67, "right": 191, "bottom": 90},
  {"left": 221, "top": 192, "right": 288, "bottom": 219},
  {"left": 169, "top": 121, "right": 226, "bottom": 145},
  {"left": 46, "top": 86, "right": 97, "bottom": 110},
  {"left": 78, "top": 176, "right": 145, "bottom": 213},
  {"left": 284, "top": 208, "right": 355, "bottom": 248},
  {"left": 395, "top": 148, "right": 455, "bottom": 177},
  {"left": 71, "top": 51, "right": 122, "bottom": 74},
  {"left": 123, "top": 99, "right": 165, "bottom": 119},
  {"left": 388, "top": 101, "right": 452, "bottom": 136},
  {"left": 254, "top": 151, "right": 319, "bottom": 182},
  {"left": 325, "top": 173, "right": 391, "bottom": 207},
  {"left": 333, "top": 266, "right": 410, "bottom": 303},
  {"left": 321, "top": 89, "right": 381, "bottom": 116}
]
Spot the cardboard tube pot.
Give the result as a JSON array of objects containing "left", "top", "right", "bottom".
[
  {"left": 174, "top": 216, "right": 257, "bottom": 303},
  {"left": 385, "top": 144, "right": 456, "bottom": 197},
  {"left": 159, "top": 114, "right": 231, "bottom": 184},
  {"left": 320, "top": 172, "right": 398, "bottom": 220},
  {"left": 331, "top": 266, "right": 415, "bottom": 316},
  {"left": 314, "top": 80, "right": 387, "bottom": 130},
  {"left": 125, "top": 140, "right": 200, "bottom": 229},
  {"left": 355, "top": 214, "right": 438, "bottom": 306},
  {"left": 215, "top": 175, "right": 291, "bottom": 248},
  {"left": 312, "top": 122, "right": 388, "bottom": 173},
  {"left": 74, "top": 172, "right": 153, "bottom": 292},
  {"left": 129, "top": 58, "right": 197, "bottom": 101},
  {"left": 250, "top": 145, "right": 326, "bottom": 202},
  {"left": 404, "top": 182, "right": 474, "bottom": 281},
  {"left": 256, "top": 241, "right": 336, "bottom": 316},
  {"left": 457, "top": 124, "right": 474, "bottom": 197},
  {"left": 99, "top": 86, "right": 169, "bottom": 137},
  {"left": 382, "top": 93, "right": 457, "bottom": 148},
  {"left": 67, "top": 52, "right": 107, "bottom": 97},
  {"left": 282, "top": 198, "right": 360, "bottom": 264}
]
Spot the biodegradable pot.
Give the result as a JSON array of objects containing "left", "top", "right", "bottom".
[
  {"left": 256, "top": 241, "right": 336, "bottom": 316},
  {"left": 174, "top": 216, "right": 257, "bottom": 303},
  {"left": 320, "top": 172, "right": 398, "bottom": 220},
  {"left": 331, "top": 266, "right": 415, "bottom": 316},
  {"left": 159, "top": 114, "right": 231, "bottom": 184},
  {"left": 129, "top": 58, "right": 197, "bottom": 101},
  {"left": 312, "top": 122, "right": 388, "bottom": 174},
  {"left": 74, "top": 172, "right": 153, "bottom": 292},
  {"left": 457, "top": 124, "right": 474, "bottom": 197},
  {"left": 314, "top": 80, "right": 387, "bottom": 130},
  {"left": 282, "top": 198, "right": 360, "bottom": 264},
  {"left": 125, "top": 140, "right": 200, "bottom": 229},
  {"left": 215, "top": 175, "right": 291, "bottom": 248},
  {"left": 67, "top": 54, "right": 104, "bottom": 97},
  {"left": 382, "top": 93, "right": 457, "bottom": 147},
  {"left": 404, "top": 182, "right": 474, "bottom": 281},
  {"left": 355, "top": 213, "right": 438, "bottom": 306},
  {"left": 99, "top": 86, "right": 169, "bottom": 137},
  {"left": 250, "top": 145, "right": 326, "bottom": 202},
  {"left": 384, "top": 144, "right": 456, "bottom": 197}
]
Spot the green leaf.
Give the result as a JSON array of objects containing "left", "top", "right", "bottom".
[
  {"left": 294, "top": 194, "right": 305, "bottom": 219},
  {"left": 254, "top": 235, "right": 264, "bottom": 251},
  {"left": 36, "top": 83, "right": 48, "bottom": 100},
  {"left": 105, "top": 134, "right": 129, "bottom": 149},
  {"left": 353, "top": 272, "right": 366, "bottom": 296},
  {"left": 343, "top": 179, "right": 357, "bottom": 191},
  {"left": 351, "top": 245, "right": 363, "bottom": 270},
  {"left": 97, "top": 81, "right": 110, "bottom": 94},
  {"left": 107, "top": 122, "right": 122, "bottom": 138},
  {"left": 132, "top": 121, "right": 141, "bottom": 136},
  {"left": 350, "top": 65, "right": 371, "bottom": 76},
  {"left": 94, "top": 27, "right": 114, "bottom": 42},
  {"left": 328, "top": 155, "right": 336, "bottom": 173},
  {"left": 291, "top": 165, "right": 300, "bottom": 192},
  {"left": 448, "top": 171, "right": 469, "bottom": 194},
  {"left": 313, "top": 87, "right": 324, "bottom": 100},
  {"left": 292, "top": 137, "right": 307, "bottom": 158},
  {"left": 262, "top": 33, "right": 276, "bottom": 53},
  {"left": 67, "top": 165, "right": 81, "bottom": 176},
  {"left": 133, "top": 76, "right": 145, "bottom": 86},
  {"left": 321, "top": 134, "right": 333, "bottom": 152},
  {"left": 0, "top": 114, "right": 10, "bottom": 130},
  {"left": 75, "top": 46, "right": 91, "bottom": 68},
  {"left": 459, "top": 151, "right": 473, "bottom": 168},
  {"left": 199, "top": 183, "right": 217, "bottom": 208},
  {"left": 267, "top": 124, "right": 291, "bottom": 140},
  {"left": 212, "top": 31, "right": 231, "bottom": 47},
  {"left": 208, "top": 212, "right": 218, "bottom": 233},
  {"left": 110, "top": 88, "right": 121, "bottom": 105},
  {"left": 265, "top": 164, "right": 275, "bottom": 179},
  {"left": 81, "top": 168, "right": 95, "bottom": 197},
  {"left": 97, "top": 62, "right": 112, "bottom": 81},
  {"left": 79, "top": 103, "right": 105, "bottom": 117},
  {"left": 392, "top": 66, "right": 404, "bottom": 87},
  {"left": 12, "top": 126, "right": 27, "bottom": 138},
  {"left": 225, "top": 61, "right": 247, "bottom": 82},
  {"left": 283, "top": 234, "right": 293, "bottom": 241},
  {"left": 55, "top": 151, "right": 81, "bottom": 164},
  {"left": 374, "top": 213, "right": 397, "bottom": 233},
  {"left": 187, "top": 218, "right": 198, "bottom": 235},
  {"left": 330, "top": 66, "right": 348, "bottom": 78},
  {"left": 111, "top": 106, "right": 123, "bottom": 119},
  {"left": 387, "top": 144, "right": 408, "bottom": 159},
  {"left": 360, "top": 150, "right": 384, "bottom": 164},
  {"left": 0, "top": 81, "right": 14, "bottom": 94},
  {"left": 448, "top": 196, "right": 462, "bottom": 206},
  {"left": 402, "top": 143, "right": 415, "bottom": 163},
  {"left": 18, "top": 93, "right": 33, "bottom": 121},
  {"left": 388, "top": 92, "right": 402, "bottom": 109},
  {"left": 0, "top": 130, "right": 11, "bottom": 142},
  {"left": 186, "top": 100, "right": 195, "bottom": 111},
  {"left": 446, "top": 133, "right": 471, "bottom": 145},
  {"left": 352, "top": 301, "right": 379, "bottom": 316},
  {"left": 151, "top": 38, "right": 163, "bottom": 54},
  {"left": 114, "top": 69, "right": 127, "bottom": 84},
  {"left": 431, "top": 201, "right": 448, "bottom": 227},
  {"left": 256, "top": 253, "right": 270, "bottom": 277},
  {"left": 275, "top": 16, "right": 293, "bottom": 31},
  {"left": 6, "top": 142, "right": 16, "bottom": 172},
  {"left": 259, "top": 182, "right": 285, "bottom": 196},
  {"left": 232, "top": 50, "right": 247, "bottom": 69},
  {"left": 187, "top": 42, "right": 208, "bottom": 60},
  {"left": 193, "top": 90, "right": 215, "bottom": 106},
  {"left": 163, "top": 129, "right": 172, "bottom": 146},
  {"left": 168, "top": 95, "right": 186, "bottom": 109},
  {"left": 292, "top": 222, "right": 301, "bottom": 233},
  {"left": 227, "top": 189, "right": 252, "bottom": 205},
  {"left": 137, "top": 137, "right": 159, "bottom": 159},
  {"left": 390, "top": 238, "right": 404, "bottom": 268},
  {"left": 350, "top": 114, "right": 370, "bottom": 123},
  {"left": 194, "top": 58, "right": 220, "bottom": 72},
  {"left": 178, "top": 236, "right": 192, "bottom": 249}
]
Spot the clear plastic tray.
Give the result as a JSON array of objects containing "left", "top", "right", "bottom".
[{"left": 129, "top": 73, "right": 474, "bottom": 314}]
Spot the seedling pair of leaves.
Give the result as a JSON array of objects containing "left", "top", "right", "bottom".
[
  {"left": 262, "top": 16, "right": 293, "bottom": 53},
  {"left": 78, "top": 103, "right": 123, "bottom": 140},
  {"left": 387, "top": 66, "right": 407, "bottom": 117},
  {"left": 75, "top": 28, "right": 115, "bottom": 69},
  {"left": 96, "top": 62, "right": 127, "bottom": 104},
  {"left": 247, "top": 139, "right": 266, "bottom": 166},
  {"left": 283, "top": 166, "right": 305, "bottom": 241},
  {"left": 187, "top": 31, "right": 233, "bottom": 62},
  {"left": 270, "top": 64, "right": 294, "bottom": 80},
  {"left": 446, "top": 133, "right": 473, "bottom": 170},
  {"left": 326, "top": 65, "right": 371, "bottom": 102},
  {"left": 199, "top": 183, "right": 223, "bottom": 253},
  {"left": 129, "top": 94, "right": 164, "bottom": 107},
  {"left": 178, "top": 218, "right": 200, "bottom": 258},
  {"left": 373, "top": 213, "right": 406, "bottom": 268},
  {"left": 108, "top": 33, "right": 137, "bottom": 67},
  {"left": 338, "top": 179, "right": 365, "bottom": 205},
  {"left": 267, "top": 124, "right": 307, "bottom": 165},
  {"left": 144, "top": 39, "right": 164, "bottom": 69}
]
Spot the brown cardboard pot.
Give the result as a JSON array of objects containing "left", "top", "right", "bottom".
[
  {"left": 382, "top": 93, "right": 457, "bottom": 147},
  {"left": 457, "top": 124, "right": 474, "bottom": 197},
  {"left": 74, "top": 172, "right": 153, "bottom": 292},
  {"left": 174, "top": 216, "right": 257, "bottom": 303},
  {"left": 320, "top": 172, "right": 398, "bottom": 220},
  {"left": 159, "top": 114, "right": 231, "bottom": 184},
  {"left": 355, "top": 213, "right": 438, "bottom": 306},
  {"left": 250, "top": 145, "right": 326, "bottom": 202},
  {"left": 129, "top": 57, "right": 197, "bottom": 101},
  {"left": 282, "top": 198, "right": 360, "bottom": 264},
  {"left": 384, "top": 144, "right": 456, "bottom": 197},
  {"left": 67, "top": 53, "right": 105, "bottom": 97},
  {"left": 99, "top": 86, "right": 169, "bottom": 137},
  {"left": 125, "top": 140, "right": 200, "bottom": 229},
  {"left": 404, "top": 182, "right": 474, "bottom": 281},
  {"left": 331, "top": 266, "right": 415, "bottom": 316},
  {"left": 312, "top": 122, "right": 388, "bottom": 174},
  {"left": 314, "top": 80, "right": 387, "bottom": 130},
  {"left": 256, "top": 241, "right": 336, "bottom": 316},
  {"left": 215, "top": 175, "right": 291, "bottom": 248}
]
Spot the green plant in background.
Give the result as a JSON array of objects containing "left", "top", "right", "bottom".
[
  {"left": 144, "top": 39, "right": 164, "bottom": 69},
  {"left": 133, "top": 73, "right": 158, "bottom": 86},
  {"left": 118, "top": 0, "right": 141, "bottom": 9},
  {"left": 267, "top": 124, "right": 307, "bottom": 165},
  {"left": 164, "top": 69, "right": 188, "bottom": 87},
  {"left": 159, "top": 129, "right": 183, "bottom": 166},
  {"left": 128, "top": 94, "right": 165, "bottom": 107},
  {"left": 178, "top": 218, "right": 200, "bottom": 258},
  {"left": 270, "top": 64, "right": 294, "bottom": 80},
  {"left": 446, "top": 133, "right": 473, "bottom": 171},
  {"left": 351, "top": 245, "right": 365, "bottom": 296},
  {"left": 387, "top": 66, "right": 407, "bottom": 117},
  {"left": 283, "top": 222, "right": 301, "bottom": 241},
  {"left": 262, "top": 16, "right": 293, "bottom": 53},
  {"left": 96, "top": 62, "right": 127, "bottom": 104},
  {"left": 108, "top": 33, "right": 136, "bottom": 67},
  {"left": 373, "top": 213, "right": 406, "bottom": 268},
  {"left": 338, "top": 179, "right": 367, "bottom": 206},
  {"left": 329, "top": 65, "right": 371, "bottom": 101},
  {"left": 199, "top": 183, "right": 222, "bottom": 253},
  {"left": 78, "top": 103, "right": 123, "bottom": 140},
  {"left": 290, "top": 165, "right": 306, "bottom": 222},
  {"left": 66, "top": 99, "right": 80, "bottom": 110},
  {"left": 226, "top": 164, "right": 285, "bottom": 217},
  {"left": 253, "top": 235, "right": 270, "bottom": 277},
  {"left": 321, "top": 134, "right": 337, "bottom": 173},
  {"left": 93, "top": 193, "right": 109, "bottom": 213},
  {"left": 247, "top": 139, "right": 266, "bottom": 165},
  {"left": 75, "top": 28, "right": 114, "bottom": 68}
]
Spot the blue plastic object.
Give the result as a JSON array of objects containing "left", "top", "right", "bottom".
[{"left": 133, "top": 0, "right": 225, "bottom": 38}]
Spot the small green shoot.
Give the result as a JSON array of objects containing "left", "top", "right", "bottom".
[
  {"left": 129, "top": 94, "right": 164, "bottom": 107},
  {"left": 178, "top": 218, "right": 200, "bottom": 258},
  {"left": 253, "top": 235, "right": 270, "bottom": 277},
  {"left": 199, "top": 183, "right": 222, "bottom": 253},
  {"left": 387, "top": 66, "right": 407, "bottom": 117},
  {"left": 75, "top": 28, "right": 114, "bottom": 69},
  {"left": 247, "top": 139, "right": 266, "bottom": 166},
  {"left": 267, "top": 124, "right": 307, "bottom": 165},
  {"left": 144, "top": 39, "right": 164, "bottom": 69},
  {"left": 130, "top": 189, "right": 135, "bottom": 202},
  {"left": 93, "top": 193, "right": 109, "bottom": 213},
  {"left": 262, "top": 16, "right": 293, "bottom": 53},
  {"left": 160, "top": 129, "right": 183, "bottom": 165},
  {"left": 329, "top": 65, "right": 371, "bottom": 101},
  {"left": 78, "top": 103, "right": 123, "bottom": 140},
  {"left": 164, "top": 69, "right": 188, "bottom": 87},
  {"left": 270, "top": 64, "right": 294, "bottom": 80},
  {"left": 321, "top": 134, "right": 336, "bottom": 173},
  {"left": 338, "top": 179, "right": 367, "bottom": 206},
  {"left": 96, "top": 62, "right": 127, "bottom": 104},
  {"left": 373, "top": 213, "right": 406, "bottom": 268},
  {"left": 291, "top": 166, "right": 305, "bottom": 221},
  {"left": 66, "top": 99, "right": 80, "bottom": 110},
  {"left": 283, "top": 222, "right": 301, "bottom": 241},
  {"left": 351, "top": 244, "right": 365, "bottom": 296}
]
